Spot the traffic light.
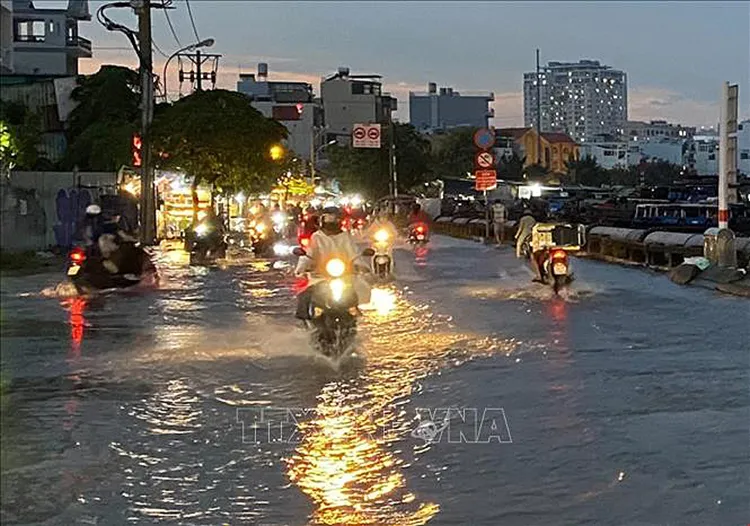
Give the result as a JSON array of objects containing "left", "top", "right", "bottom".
[{"left": 132, "top": 133, "right": 142, "bottom": 167}]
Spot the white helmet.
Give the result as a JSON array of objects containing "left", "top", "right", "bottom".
[{"left": 86, "top": 204, "right": 102, "bottom": 216}]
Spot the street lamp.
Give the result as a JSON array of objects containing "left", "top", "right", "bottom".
[
  {"left": 269, "top": 144, "right": 285, "bottom": 161},
  {"left": 162, "top": 38, "right": 215, "bottom": 102},
  {"left": 310, "top": 139, "right": 337, "bottom": 186}
]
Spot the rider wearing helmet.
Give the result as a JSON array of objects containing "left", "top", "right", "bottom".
[
  {"left": 294, "top": 207, "right": 370, "bottom": 320},
  {"left": 408, "top": 202, "right": 430, "bottom": 227}
]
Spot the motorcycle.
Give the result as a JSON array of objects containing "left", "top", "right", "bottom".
[
  {"left": 535, "top": 247, "right": 573, "bottom": 293},
  {"left": 248, "top": 219, "right": 274, "bottom": 257},
  {"left": 67, "top": 242, "right": 157, "bottom": 294},
  {"left": 293, "top": 247, "right": 375, "bottom": 358},
  {"left": 527, "top": 223, "right": 584, "bottom": 294},
  {"left": 408, "top": 222, "right": 429, "bottom": 245},
  {"left": 190, "top": 221, "right": 227, "bottom": 265},
  {"left": 371, "top": 227, "right": 394, "bottom": 282}
]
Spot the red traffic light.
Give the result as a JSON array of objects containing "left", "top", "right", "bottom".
[{"left": 132, "top": 134, "right": 142, "bottom": 167}]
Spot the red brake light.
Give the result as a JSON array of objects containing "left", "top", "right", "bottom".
[
  {"left": 416, "top": 225, "right": 425, "bottom": 233},
  {"left": 551, "top": 249, "right": 567, "bottom": 260},
  {"left": 301, "top": 237, "right": 310, "bottom": 248},
  {"left": 70, "top": 248, "right": 86, "bottom": 264}
]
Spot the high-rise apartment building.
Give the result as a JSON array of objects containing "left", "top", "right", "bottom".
[{"left": 523, "top": 59, "right": 627, "bottom": 143}]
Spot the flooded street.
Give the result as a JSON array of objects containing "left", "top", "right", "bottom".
[{"left": 1, "top": 236, "right": 748, "bottom": 525}]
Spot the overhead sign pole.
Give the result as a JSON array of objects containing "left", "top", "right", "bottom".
[{"left": 473, "top": 128, "right": 496, "bottom": 243}]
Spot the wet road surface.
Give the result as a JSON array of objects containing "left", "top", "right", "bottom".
[{"left": 1, "top": 236, "right": 748, "bottom": 525}]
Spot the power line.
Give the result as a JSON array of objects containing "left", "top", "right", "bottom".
[
  {"left": 152, "top": 37, "right": 169, "bottom": 59},
  {"left": 185, "top": 0, "right": 200, "bottom": 41},
  {"left": 163, "top": 5, "right": 182, "bottom": 47}
]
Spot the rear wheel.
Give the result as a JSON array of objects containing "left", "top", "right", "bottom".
[{"left": 553, "top": 274, "right": 566, "bottom": 294}]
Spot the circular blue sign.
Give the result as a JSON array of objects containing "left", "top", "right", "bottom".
[{"left": 473, "top": 128, "right": 495, "bottom": 150}]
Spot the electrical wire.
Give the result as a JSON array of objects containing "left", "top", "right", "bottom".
[
  {"left": 185, "top": 0, "right": 200, "bottom": 41},
  {"left": 163, "top": 5, "right": 182, "bottom": 47}
]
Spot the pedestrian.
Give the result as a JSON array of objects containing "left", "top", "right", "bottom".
[{"left": 492, "top": 200, "right": 507, "bottom": 244}]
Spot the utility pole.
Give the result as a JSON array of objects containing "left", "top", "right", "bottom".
[
  {"left": 536, "top": 48, "right": 542, "bottom": 167},
  {"left": 137, "top": 0, "right": 156, "bottom": 245},
  {"left": 196, "top": 49, "right": 202, "bottom": 91},
  {"left": 389, "top": 113, "right": 398, "bottom": 198}
]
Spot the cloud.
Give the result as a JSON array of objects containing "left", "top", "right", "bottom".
[{"left": 627, "top": 87, "right": 749, "bottom": 127}]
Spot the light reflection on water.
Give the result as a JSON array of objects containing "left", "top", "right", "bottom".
[{"left": 285, "top": 285, "right": 516, "bottom": 525}]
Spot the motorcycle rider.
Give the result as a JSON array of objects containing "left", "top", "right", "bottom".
[
  {"left": 295, "top": 207, "right": 371, "bottom": 321},
  {"left": 515, "top": 208, "right": 544, "bottom": 282},
  {"left": 408, "top": 202, "right": 430, "bottom": 228}
]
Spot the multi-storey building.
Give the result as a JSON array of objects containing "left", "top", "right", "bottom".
[
  {"left": 524, "top": 59, "right": 627, "bottom": 143},
  {"left": 409, "top": 83, "right": 494, "bottom": 132},
  {"left": 625, "top": 120, "right": 695, "bottom": 142},
  {"left": 9, "top": 0, "right": 91, "bottom": 77},
  {"left": 237, "top": 63, "right": 322, "bottom": 160},
  {"left": 320, "top": 67, "right": 397, "bottom": 145}
]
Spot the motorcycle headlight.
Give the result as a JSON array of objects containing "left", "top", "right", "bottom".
[
  {"left": 255, "top": 222, "right": 266, "bottom": 233},
  {"left": 195, "top": 223, "right": 209, "bottom": 237},
  {"left": 329, "top": 278, "right": 346, "bottom": 302},
  {"left": 374, "top": 229, "right": 390, "bottom": 243},
  {"left": 325, "top": 258, "right": 346, "bottom": 278}
]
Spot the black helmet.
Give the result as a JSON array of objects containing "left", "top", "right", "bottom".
[{"left": 319, "top": 206, "right": 342, "bottom": 234}]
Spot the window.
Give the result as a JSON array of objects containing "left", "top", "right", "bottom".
[
  {"left": 351, "top": 83, "right": 364, "bottom": 95},
  {"left": 272, "top": 105, "right": 302, "bottom": 121},
  {"left": 15, "top": 20, "right": 46, "bottom": 42},
  {"left": 708, "top": 154, "right": 716, "bottom": 161},
  {"left": 741, "top": 152, "right": 749, "bottom": 160}
]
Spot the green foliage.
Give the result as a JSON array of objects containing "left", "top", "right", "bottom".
[
  {"left": 64, "top": 65, "right": 141, "bottom": 170},
  {"left": 430, "top": 127, "right": 477, "bottom": 180},
  {"left": 497, "top": 151, "right": 525, "bottom": 181},
  {"left": 0, "top": 100, "right": 45, "bottom": 170},
  {"left": 151, "top": 89, "right": 288, "bottom": 194},
  {"left": 326, "top": 123, "right": 433, "bottom": 199}
]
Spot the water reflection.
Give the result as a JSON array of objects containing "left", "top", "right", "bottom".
[{"left": 286, "top": 289, "right": 514, "bottom": 525}]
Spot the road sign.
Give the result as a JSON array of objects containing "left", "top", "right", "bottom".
[
  {"left": 353, "top": 123, "right": 381, "bottom": 148},
  {"left": 475, "top": 151, "right": 495, "bottom": 169},
  {"left": 473, "top": 128, "right": 495, "bottom": 150},
  {"left": 474, "top": 169, "right": 497, "bottom": 191}
]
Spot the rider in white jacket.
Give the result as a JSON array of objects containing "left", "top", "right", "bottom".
[{"left": 295, "top": 208, "right": 371, "bottom": 320}]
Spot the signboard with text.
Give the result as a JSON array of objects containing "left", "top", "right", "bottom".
[
  {"left": 352, "top": 123, "right": 381, "bottom": 148},
  {"left": 474, "top": 169, "right": 497, "bottom": 191}
]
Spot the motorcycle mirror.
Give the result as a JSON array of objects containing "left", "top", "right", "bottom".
[
  {"left": 361, "top": 248, "right": 375, "bottom": 257},
  {"left": 292, "top": 247, "right": 306, "bottom": 257}
]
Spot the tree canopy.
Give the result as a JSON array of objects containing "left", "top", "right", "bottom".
[
  {"left": 151, "top": 89, "right": 288, "bottom": 216},
  {"left": 64, "top": 65, "right": 141, "bottom": 171},
  {"left": 0, "top": 100, "right": 45, "bottom": 171},
  {"left": 326, "top": 123, "right": 433, "bottom": 198},
  {"left": 430, "top": 127, "right": 477, "bottom": 180}
]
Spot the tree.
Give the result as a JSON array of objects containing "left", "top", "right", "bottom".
[
  {"left": 0, "top": 100, "right": 45, "bottom": 170},
  {"left": 430, "top": 127, "right": 477, "bottom": 180},
  {"left": 64, "top": 65, "right": 141, "bottom": 171},
  {"left": 524, "top": 163, "right": 550, "bottom": 182},
  {"left": 566, "top": 155, "right": 607, "bottom": 186},
  {"left": 326, "top": 123, "right": 433, "bottom": 199},
  {"left": 497, "top": 151, "right": 525, "bottom": 181},
  {"left": 151, "top": 89, "right": 287, "bottom": 220}
]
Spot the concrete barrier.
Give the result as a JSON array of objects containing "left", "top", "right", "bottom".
[{"left": 432, "top": 216, "right": 749, "bottom": 270}]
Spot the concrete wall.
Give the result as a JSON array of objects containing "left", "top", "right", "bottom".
[
  {"left": 321, "top": 78, "right": 378, "bottom": 144},
  {"left": 0, "top": 0, "right": 12, "bottom": 73},
  {"left": 252, "top": 100, "right": 316, "bottom": 160},
  {"left": 0, "top": 171, "right": 118, "bottom": 251}
]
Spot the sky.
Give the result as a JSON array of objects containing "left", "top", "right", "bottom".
[{"left": 51, "top": 0, "right": 750, "bottom": 127}]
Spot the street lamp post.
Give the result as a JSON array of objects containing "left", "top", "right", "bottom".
[
  {"left": 310, "top": 134, "right": 336, "bottom": 187},
  {"left": 162, "top": 38, "right": 215, "bottom": 102}
]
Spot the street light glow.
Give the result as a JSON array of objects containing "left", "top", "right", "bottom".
[{"left": 270, "top": 144, "right": 284, "bottom": 161}]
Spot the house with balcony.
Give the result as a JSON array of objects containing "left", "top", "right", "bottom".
[{"left": 10, "top": 0, "right": 91, "bottom": 77}]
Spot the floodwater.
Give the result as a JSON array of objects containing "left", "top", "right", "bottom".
[{"left": 0, "top": 236, "right": 747, "bottom": 525}]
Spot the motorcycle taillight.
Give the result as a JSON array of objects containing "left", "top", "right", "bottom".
[
  {"left": 551, "top": 249, "right": 567, "bottom": 260},
  {"left": 70, "top": 248, "right": 86, "bottom": 264}
]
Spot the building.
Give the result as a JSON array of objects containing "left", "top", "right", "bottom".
[
  {"left": 738, "top": 120, "right": 750, "bottom": 177},
  {"left": 236, "top": 63, "right": 322, "bottom": 161},
  {"left": 320, "top": 66, "right": 397, "bottom": 145},
  {"left": 627, "top": 138, "right": 685, "bottom": 167},
  {"left": 523, "top": 59, "right": 627, "bottom": 143},
  {"left": 684, "top": 132, "right": 719, "bottom": 176},
  {"left": 625, "top": 120, "right": 695, "bottom": 142},
  {"left": 496, "top": 127, "right": 579, "bottom": 174},
  {"left": 9, "top": 0, "right": 91, "bottom": 77},
  {"left": 1, "top": 0, "right": 12, "bottom": 73},
  {"left": 579, "top": 134, "right": 629, "bottom": 170},
  {"left": 408, "top": 83, "right": 494, "bottom": 132}
]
